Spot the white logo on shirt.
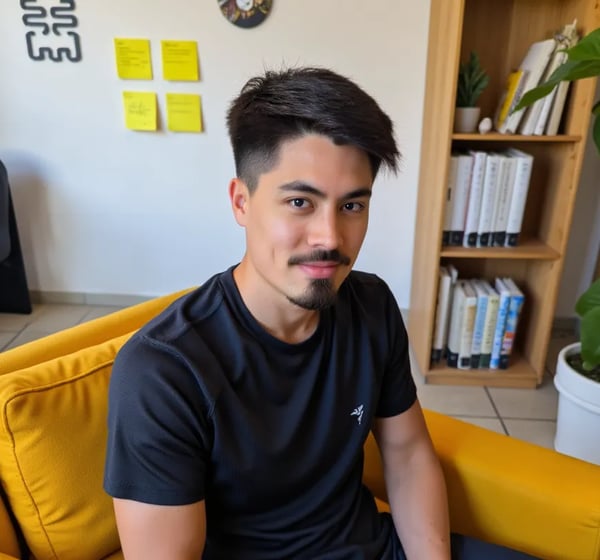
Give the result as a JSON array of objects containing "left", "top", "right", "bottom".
[{"left": 351, "top": 404, "right": 364, "bottom": 425}]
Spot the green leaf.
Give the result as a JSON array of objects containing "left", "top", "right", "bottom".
[
  {"left": 514, "top": 82, "right": 557, "bottom": 110},
  {"left": 580, "top": 306, "right": 600, "bottom": 370},
  {"left": 575, "top": 278, "right": 600, "bottom": 317},
  {"left": 593, "top": 100, "right": 600, "bottom": 115},
  {"left": 566, "top": 28, "right": 600, "bottom": 61}
]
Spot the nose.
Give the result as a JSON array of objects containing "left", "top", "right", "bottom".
[{"left": 307, "top": 208, "right": 342, "bottom": 250}]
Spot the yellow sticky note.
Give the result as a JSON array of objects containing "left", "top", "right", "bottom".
[
  {"left": 122, "top": 91, "right": 157, "bottom": 131},
  {"left": 166, "top": 93, "right": 203, "bottom": 132},
  {"left": 161, "top": 41, "right": 199, "bottom": 81},
  {"left": 114, "top": 38, "right": 153, "bottom": 80}
]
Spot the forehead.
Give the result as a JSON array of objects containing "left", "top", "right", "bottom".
[{"left": 256, "top": 134, "right": 373, "bottom": 195}]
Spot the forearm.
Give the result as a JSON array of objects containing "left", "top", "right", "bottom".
[{"left": 384, "top": 452, "right": 450, "bottom": 559}]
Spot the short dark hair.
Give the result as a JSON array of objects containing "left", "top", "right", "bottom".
[{"left": 226, "top": 67, "right": 400, "bottom": 191}]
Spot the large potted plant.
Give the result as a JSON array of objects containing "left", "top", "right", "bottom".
[
  {"left": 516, "top": 28, "right": 600, "bottom": 464},
  {"left": 454, "top": 51, "right": 490, "bottom": 133}
]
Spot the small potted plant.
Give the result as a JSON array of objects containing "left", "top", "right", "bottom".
[
  {"left": 515, "top": 27, "right": 600, "bottom": 464},
  {"left": 454, "top": 51, "right": 490, "bottom": 133}
]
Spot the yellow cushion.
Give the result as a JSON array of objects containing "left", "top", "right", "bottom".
[{"left": 0, "top": 333, "right": 133, "bottom": 560}]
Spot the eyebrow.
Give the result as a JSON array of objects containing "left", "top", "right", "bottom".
[{"left": 278, "top": 181, "right": 372, "bottom": 201}]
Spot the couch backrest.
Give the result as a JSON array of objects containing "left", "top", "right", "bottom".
[
  {"left": 0, "top": 288, "right": 193, "bottom": 378},
  {"left": 0, "top": 332, "right": 134, "bottom": 560}
]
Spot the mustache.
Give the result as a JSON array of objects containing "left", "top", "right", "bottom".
[{"left": 288, "top": 250, "right": 351, "bottom": 266}]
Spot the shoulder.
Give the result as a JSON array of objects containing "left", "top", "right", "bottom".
[{"left": 339, "top": 270, "right": 396, "bottom": 310}]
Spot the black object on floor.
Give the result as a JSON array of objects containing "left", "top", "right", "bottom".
[{"left": 0, "top": 161, "right": 32, "bottom": 314}]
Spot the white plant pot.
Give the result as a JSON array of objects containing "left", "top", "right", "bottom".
[
  {"left": 453, "top": 107, "right": 481, "bottom": 133},
  {"left": 554, "top": 342, "right": 600, "bottom": 465}
]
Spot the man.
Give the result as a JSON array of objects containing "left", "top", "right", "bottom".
[{"left": 104, "top": 67, "right": 536, "bottom": 560}]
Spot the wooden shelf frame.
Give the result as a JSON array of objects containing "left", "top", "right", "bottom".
[{"left": 408, "top": 0, "right": 600, "bottom": 388}]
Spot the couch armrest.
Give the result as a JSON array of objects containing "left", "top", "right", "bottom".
[{"left": 425, "top": 410, "right": 600, "bottom": 560}]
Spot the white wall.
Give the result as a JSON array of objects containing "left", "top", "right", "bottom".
[
  {"left": 555, "top": 80, "right": 600, "bottom": 317},
  {"left": 0, "top": 0, "right": 431, "bottom": 307}
]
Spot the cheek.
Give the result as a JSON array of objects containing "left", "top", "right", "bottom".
[{"left": 264, "top": 216, "right": 304, "bottom": 251}]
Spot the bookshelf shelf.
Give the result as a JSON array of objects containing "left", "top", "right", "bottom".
[
  {"left": 426, "top": 355, "right": 538, "bottom": 388},
  {"left": 408, "top": 0, "right": 600, "bottom": 388},
  {"left": 452, "top": 133, "right": 582, "bottom": 143},
  {"left": 440, "top": 240, "right": 560, "bottom": 260}
]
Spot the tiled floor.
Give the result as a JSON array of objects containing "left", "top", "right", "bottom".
[{"left": 0, "top": 303, "right": 578, "bottom": 452}]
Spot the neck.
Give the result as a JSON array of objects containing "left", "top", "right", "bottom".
[{"left": 233, "top": 260, "right": 320, "bottom": 344}]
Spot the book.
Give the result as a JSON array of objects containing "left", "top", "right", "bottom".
[
  {"left": 469, "top": 280, "right": 489, "bottom": 368},
  {"left": 446, "top": 280, "right": 477, "bottom": 369},
  {"left": 504, "top": 148, "right": 534, "bottom": 247},
  {"left": 494, "top": 69, "right": 529, "bottom": 131},
  {"left": 499, "top": 278, "right": 525, "bottom": 369},
  {"left": 442, "top": 156, "right": 459, "bottom": 246},
  {"left": 530, "top": 21, "right": 578, "bottom": 135},
  {"left": 477, "top": 153, "right": 501, "bottom": 247},
  {"left": 449, "top": 153, "right": 474, "bottom": 246},
  {"left": 518, "top": 37, "right": 563, "bottom": 135},
  {"left": 463, "top": 151, "right": 487, "bottom": 248},
  {"left": 478, "top": 280, "right": 500, "bottom": 369},
  {"left": 545, "top": 21, "right": 580, "bottom": 136},
  {"left": 487, "top": 154, "right": 510, "bottom": 247},
  {"left": 490, "top": 278, "right": 512, "bottom": 369},
  {"left": 431, "top": 265, "right": 458, "bottom": 364},
  {"left": 491, "top": 152, "right": 518, "bottom": 247},
  {"left": 498, "top": 38, "right": 556, "bottom": 134}
]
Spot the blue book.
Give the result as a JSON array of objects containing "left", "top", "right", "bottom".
[
  {"left": 490, "top": 278, "right": 511, "bottom": 369},
  {"left": 499, "top": 278, "right": 525, "bottom": 369}
]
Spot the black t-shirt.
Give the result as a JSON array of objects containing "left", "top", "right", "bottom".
[{"left": 104, "top": 266, "right": 417, "bottom": 559}]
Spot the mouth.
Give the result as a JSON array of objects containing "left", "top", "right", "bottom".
[{"left": 297, "top": 261, "right": 341, "bottom": 279}]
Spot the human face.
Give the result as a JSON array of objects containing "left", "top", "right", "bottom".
[{"left": 230, "top": 134, "right": 373, "bottom": 311}]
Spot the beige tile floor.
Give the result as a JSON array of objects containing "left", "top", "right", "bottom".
[{"left": 0, "top": 303, "right": 578, "bottom": 451}]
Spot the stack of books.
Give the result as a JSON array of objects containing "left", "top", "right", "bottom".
[
  {"left": 494, "top": 19, "right": 580, "bottom": 136},
  {"left": 442, "top": 148, "right": 534, "bottom": 248},
  {"left": 431, "top": 266, "right": 525, "bottom": 371}
]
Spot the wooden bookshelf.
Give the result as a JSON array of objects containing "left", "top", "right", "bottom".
[{"left": 408, "top": 0, "right": 600, "bottom": 388}]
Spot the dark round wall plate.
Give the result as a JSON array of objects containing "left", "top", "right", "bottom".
[{"left": 218, "top": 0, "right": 273, "bottom": 29}]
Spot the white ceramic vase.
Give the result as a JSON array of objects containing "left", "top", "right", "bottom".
[
  {"left": 554, "top": 342, "right": 600, "bottom": 465},
  {"left": 453, "top": 107, "right": 481, "bottom": 133}
]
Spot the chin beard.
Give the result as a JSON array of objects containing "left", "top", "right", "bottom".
[{"left": 287, "top": 279, "right": 337, "bottom": 310}]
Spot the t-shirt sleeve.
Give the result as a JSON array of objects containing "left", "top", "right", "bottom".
[
  {"left": 104, "top": 335, "right": 213, "bottom": 506},
  {"left": 375, "top": 284, "right": 417, "bottom": 418}
]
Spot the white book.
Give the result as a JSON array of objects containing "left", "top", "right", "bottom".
[
  {"left": 442, "top": 156, "right": 459, "bottom": 246},
  {"left": 504, "top": 148, "right": 534, "bottom": 247},
  {"left": 546, "top": 22, "right": 580, "bottom": 135},
  {"left": 535, "top": 21, "right": 579, "bottom": 135},
  {"left": 431, "top": 265, "right": 458, "bottom": 364},
  {"left": 477, "top": 153, "right": 501, "bottom": 247},
  {"left": 449, "top": 153, "right": 474, "bottom": 246},
  {"left": 490, "top": 278, "right": 512, "bottom": 369},
  {"left": 457, "top": 280, "right": 477, "bottom": 370},
  {"left": 499, "top": 38, "right": 556, "bottom": 134},
  {"left": 487, "top": 154, "right": 510, "bottom": 246},
  {"left": 463, "top": 151, "right": 487, "bottom": 248},
  {"left": 446, "top": 281, "right": 465, "bottom": 368},
  {"left": 478, "top": 280, "right": 500, "bottom": 369},
  {"left": 492, "top": 153, "right": 518, "bottom": 247},
  {"left": 431, "top": 267, "right": 451, "bottom": 364},
  {"left": 469, "top": 280, "right": 489, "bottom": 368},
  {"left": 518, "top": 39, "right": 561, "bottom": 135}
]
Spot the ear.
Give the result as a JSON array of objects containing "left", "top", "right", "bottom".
[{"left": 229, "top": 178, "right": 250, "bottom": 226}]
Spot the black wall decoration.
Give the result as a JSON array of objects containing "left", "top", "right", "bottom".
[{"left": 21, "top": 0, "right": 82, "bottom": 62}]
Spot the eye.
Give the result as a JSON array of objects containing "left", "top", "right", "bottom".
[
  {"left": 342, "top": 202, "right": 365, "bottom": 213},
  {"left": 288, "top": 198, "right": 311, "bottom": 209}
]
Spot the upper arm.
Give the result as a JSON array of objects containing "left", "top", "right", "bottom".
[
  {"left": 372, "top": 400, "right": 437, "bottom": 467},
  {"left": 114, "top": 498, "right": 206, "bottom": 560}
]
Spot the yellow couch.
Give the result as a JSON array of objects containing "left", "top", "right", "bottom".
[{"left": 0, "top": 291, "right": 599, "bottom": 560}]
